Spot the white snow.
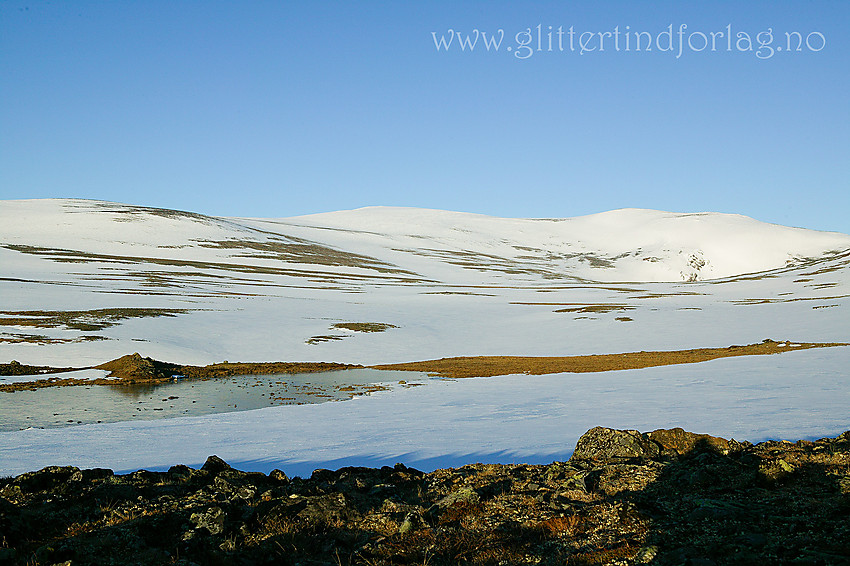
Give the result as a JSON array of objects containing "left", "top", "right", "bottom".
[
  {"left": 272, "top": 205, "right": 850, "bottom": 283},
  {"left": 0, "top": 198, "right": 848, "bottom": 476}
]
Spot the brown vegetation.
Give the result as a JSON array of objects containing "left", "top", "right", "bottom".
[
  {"left": 331, "top": 322, "right": 398, "bottom": 333},
  {"left": 0, "top": 308, "right": 189, "bottom": 332},
  {"left": 3, "top": 339, "right": 846, "bottom": 392},
  {"left": 370, "top": 340, "right": 849, "bottom": 379}
]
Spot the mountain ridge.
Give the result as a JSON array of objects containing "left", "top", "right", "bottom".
[{"left": 4, "top": 198, "right": 847, "bottom": 284}]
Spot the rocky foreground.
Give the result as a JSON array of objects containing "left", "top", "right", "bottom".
[{"left": 1, "top": 428, "right": 849, "bottom": 566}]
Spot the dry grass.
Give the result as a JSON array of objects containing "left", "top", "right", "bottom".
[
  {"left": 370, "top": 340, "right": 849, "bottom": 379},
  {"left": 438, "top": 501, "right": 485, "bottom": 526},
  {"left": 195, "top": 238, "right": 415, "bottom": 275},
  {"left": 567, "top": 543, "right": 640, "bottom": 565},
  {"left": 537, "top": 515, "right": 585, "bottom": 536}
]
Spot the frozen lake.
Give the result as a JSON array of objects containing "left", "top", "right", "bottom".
[{"left": 0, "top": 369, "right": 425, "bottom": 432}]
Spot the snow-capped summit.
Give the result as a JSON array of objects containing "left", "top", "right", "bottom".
[
  {"left": 2, "top": 199, "right": 849, "bottom": 286},
  {"left": 268, "top": 205, "right": 850, "bottom": 282}
]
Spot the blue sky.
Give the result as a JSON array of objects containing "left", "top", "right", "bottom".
[{"left": 1, "top": 1, "right": 848, "bottom": 233}]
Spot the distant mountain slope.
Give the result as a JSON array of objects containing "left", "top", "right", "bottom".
[
  {"left": 4, "top": 200, "right": 849, "bottom": 285},
  {"left": 261, "top": 206, "right": 850, "bottom": 283}
]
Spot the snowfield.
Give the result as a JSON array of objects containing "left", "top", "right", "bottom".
[{"left": 1, "top": 199, "right": 848, "bottom": 476}]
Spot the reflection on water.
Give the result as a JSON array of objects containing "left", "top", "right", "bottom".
[
  {"left": 0, "top": 369, "right": 426, "bottom": 431},
  {"left": 110, "top": 383, "right": 161, "bottom": 398}
]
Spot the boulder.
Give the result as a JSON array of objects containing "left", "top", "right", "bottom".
[
  {"left": 201, "top": 455, "right": 231, "bottom": 475},
  {"left": 648, "top": 427, "right": 730, "bottom": 456},
  {"left": 269, "top": 469, "right": 289, "bottom": 483},
  {"left": 570, "top": 427, "right": 661, "bottom": 464},
  {"left": 297, "top": 493, "right": 358, "bottom": 524}
]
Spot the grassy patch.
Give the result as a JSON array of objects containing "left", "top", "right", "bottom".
[
  {"left": 0, "top": 308, "right": 189, "bottom": 331},
  {"left": 196, "top": 238, "right": 415, "bottom": 275},
  {"left": 331, "top": 322, "right": 398, "bottom": 333},
  {"left": 0, "top": 333, "right": 109, "bottom": 345},
  {"left": 305, "top": 335, "right": 347, "bottom": 345},
  {"left": 370, "top": 340, "right": 849, "bottom": 379},
  {"left": 306, "top": 322, "right": 398, "bottom": 344},
  {"left": 731, "top": 295, "right": 849, "bottom": 305},
  {"left": 552, "top": 304, "right": 635, "bottom": 314}
]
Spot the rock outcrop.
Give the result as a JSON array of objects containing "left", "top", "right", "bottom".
[
  {"left": 1, "top": 428, "right": 849, "bottom": 565},
  {"left": 571, "top": 426, "right": 735, "bottom": 464},
  {"left": 95, "top": 352, "right": 175, "bottom": 380}
]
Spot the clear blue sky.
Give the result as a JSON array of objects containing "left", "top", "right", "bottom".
[{"left": 2, "top": 1, "right": 848, "bottom": 233}]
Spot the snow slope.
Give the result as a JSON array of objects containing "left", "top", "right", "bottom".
[
  {"left": 1, "top": 198, "right": 848, "bottom": 476},
  {"left": 275, "top": 206, "right": 850, "bottom": 283}
]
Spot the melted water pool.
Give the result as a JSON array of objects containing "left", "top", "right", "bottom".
[{"left": 0, "top": 369, "right": 426, "bottom": 431}]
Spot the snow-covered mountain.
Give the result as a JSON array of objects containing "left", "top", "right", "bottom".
[
  {"left": 270, "top": 205, "right": 850, "bottom": 283},
  {"left": 1, "top": 198, "right": 849, "bottom": 366},
  {"left": 4, "top": 199, "right": 849, "bottom": 284}
]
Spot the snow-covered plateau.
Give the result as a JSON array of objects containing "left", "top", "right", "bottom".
[{"left": 1, "top": 199, "right": 848, "bottom": 476}]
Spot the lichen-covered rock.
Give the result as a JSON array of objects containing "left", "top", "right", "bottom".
[
  {"left": 435, "top": 486, "right": 480, "bottom": 508},
  {"left": 12, "top": 465, "right": 81, "bottom": 494},
  {"left": 190, "top": 506, "right": 225, "bottom": 535},
  {"left": 648, "top": 427, "right": 731, "bottom": 456},
  {"left": 297, "top": 492, "right": 359, "bottom": 525},
  {"left": 570, "top": 426, "right": 661, "bottom": 464},
  {"left": 269, "top": 468, "right": 289, "bottom": 483}
]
